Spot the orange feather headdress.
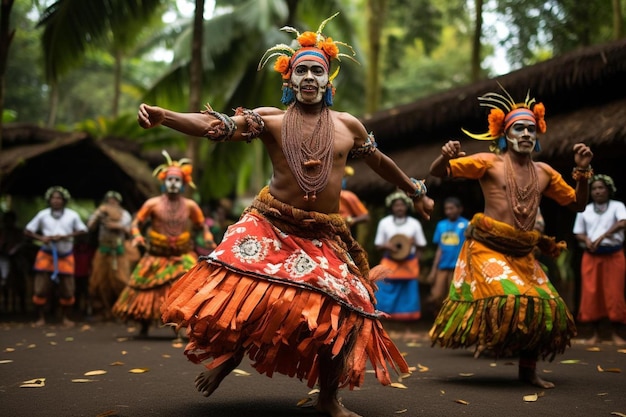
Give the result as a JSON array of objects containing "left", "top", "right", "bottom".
[{"left": 152, "top": 150, "right": 195, "bottom": 189}]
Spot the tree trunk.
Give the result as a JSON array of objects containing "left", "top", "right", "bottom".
[
  {"left": 47, "top": 81, "right": 59, "bottom": 127},
  {"left": 365, "top": 0, "right": 388, "bottom": 115},
  {"left": 186, "top": 0, "right": 205, "bottom": 190},
  {"left": 613, "top": 0, "right": 623, "bottom": 39},
  {"left": 112, "top": 49, "right": 122, "bottom": 118},
  {"left": 471, "top": 0, "right": 483, "bottom": 82},
  {"left": 0, "top": 0, "right": 16, "bottom": 157}
]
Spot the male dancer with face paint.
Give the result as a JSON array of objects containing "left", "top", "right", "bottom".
[
  {"left": 137, "top": 14, "right": 432, "bottom": 417},
  {"left": 428, "top": 87, "right": 593, "bottom": 389},
  {"left": 112, "top": 152, "right": 214, "bottom": 337}
]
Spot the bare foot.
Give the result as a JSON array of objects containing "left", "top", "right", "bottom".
[
  {"left": 583, "top": 335, "right": 600, "bottom": 345},
  {"left": 315, "top": 397, "right": 362, "bottom": 417},
  {"left": 195, "top": 357, "right": 240, "bottom": 397},
  {"left": 519, "top": 367, "right": 555, "bottom": 389},
  {"left": 32, "top": 317, "right": 46, "bottom": 328},
  {"left": 612, "top": 333, "right": 626, "bottom": 346},
  {"left": 62, "top": 317, "right": 75, "bottom": 328}
]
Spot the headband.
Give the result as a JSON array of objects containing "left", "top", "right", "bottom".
[{"left": 45, "top": 186, "right": 71, "bottom": 202}]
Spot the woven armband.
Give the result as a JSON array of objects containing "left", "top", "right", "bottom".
[
  {"left": 571, "top": 165, "right": 593, "bottom": 182},
  {"left": 406, "top": 178, "right": 427, "bottom": 199},
  {"left": 201, "top": 104, "right": 237, "bottom": 142},
  {"left": 234, "top": 107, "right": 264, "bottom": 143},
  {"left": 349, "top": 133, "right": 378, "bottom": 159}
]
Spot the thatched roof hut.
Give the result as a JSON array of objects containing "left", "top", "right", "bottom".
[
  {"left": 0, "top": 124, "right": 159, "bottom": 212},
  {"left": 349, "top": 38, "right": 626, "bottom": 207}
]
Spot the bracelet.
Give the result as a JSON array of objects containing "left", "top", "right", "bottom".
[
  {"left": 571, "top": 165, "right": 593, "bottom": 182},
  {"left": 202, "top": 104, "right": 237, "bottom": 142},
  {"left": 406, "top": 178, "right": 427, "bottom": 199},
  {"left": 234, "top": 107, "right": 264, "bottom": 143}
]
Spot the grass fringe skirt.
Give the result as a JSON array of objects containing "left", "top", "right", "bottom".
[
  {"left": 162, "top": 261, "right": 409, "bottom": 390},
  {"left": 429, "top": 294, "right": 577, "bottom": 361}
]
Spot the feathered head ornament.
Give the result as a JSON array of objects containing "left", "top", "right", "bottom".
[
  {"left": 152, "top": 150, "right": 195, "bottom": 189},
  {"left": 462, "top": 83, "right": 547, "bottom": 154},
  {"left": 258, "top": 12, "right": 358, "bottom": 106}
]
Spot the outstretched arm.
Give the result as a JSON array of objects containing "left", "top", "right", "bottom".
[{"left": 137, "top": 103, "right": 278, "bottom": 142}]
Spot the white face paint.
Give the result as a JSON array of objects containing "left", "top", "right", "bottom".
[
  {"left": 164, "top": 175, "right": 183, "bottom": 194},
  {"left": 290, "top": 60, "right": 329, "bottom": 104},
  {"left": 506, "top": 121, "right": 537, "bottom": 154}
]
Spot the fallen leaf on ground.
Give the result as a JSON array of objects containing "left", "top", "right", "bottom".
[
  {"left": 232, "top": 369, "right": 251, "bottom": 376},
  {"left": 110, "top": 361, "right": 124, "bottom": 366},
  {"left": 523, "top": 393, "right": 538, "bottom": 402},
  {"left": 459, "top": 373, "right": 474, "bottom": 377},
  {"left": 454, "top": 399, "right": 469, "bottom": 405},
  {"left": 296, "top": 397, "right": 314, "bottom": 407},
  {"left": 27, "top": 344, "right": 36, "bottom": 349},
  {"left": 45, "top": 332, "right": 56, "bottom": 337},
  {"left": 0, "top": 359, "right": 13, "bottom": 364},
  {"left": 171, "top": 342, "right": 184, "bottom": 348},
  {"left": 440, "top": 390, "right": 445, "bottom": 395},
  {"left": 308, "top": 389, "right": 320, "bottom": 395},
  {"left": 610, "top": 413, "right": 626, "bottom": 417},
  {"left": 395, "top": 409, "right": 408, "bottom": 414},
  {"left": 489, "top": 363, "right": 497, "bottom": 367},
  {"left": 49, "top": 341, "right": 57, "bottom": 346},
  {"left": 121, "top": 351, "right": 127, "bottom": 355},
  {"left": 116, "top": 337, "right": 128, "bottom": 342},
  {"left": 65, "top": 337, "right": 74, "bottom": 342},
  {"left": 417, "top": 363, "right": 429, "bottom": 372},
  {"left": 597, "top": 365, "right": 621, "bottom": 373},
  {"left": 20, "top": 378, "right": 45, "bottom": 388},
  {"left": 84, "top": 370, "right": 107, "bottom": 376},
  {"left": 542, "top": 369, "right": 553, "bottom": 373},
  {"left": 560, "top": 359, "right": 580, "bottom": 364},
  {"left": 617, "top": 349, "right": 626, "bottom": 354},
  {"left": 597, "top": 393, "right": 609, "bottom": 396},
  {"left": 71, "top": 379, "right": 95, "bottom": 383},
  {"left": 162, "top": 354, "right": 171, "bottom": 358},
  {"left": 4, "top": 347, "right": 15, "bottom": 352},
  {"left": 96, "top": 410, "right": 118, "bottom": 417},
  {"left": 586, "top": 347, "right": 601, "bottom": 352},
  {"left": 80, "top": 324, "right": 91, "bottom": 331},
  {"left": 128, "top": 368, "right": 149, "bottom": 373},
  {"left": 389, "top": 382, "right": 408, "bottom": 389},
  {"left": 406, "top": 342, "right": 421, "bottom": 347}
]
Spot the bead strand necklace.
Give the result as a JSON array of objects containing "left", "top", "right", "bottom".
[{"left": 281, "top": 104, "right": 335, "bottom": 201}]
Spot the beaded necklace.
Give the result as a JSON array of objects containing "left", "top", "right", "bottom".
[
  {"left": 281, "top": 103, "right": 335, "bottom": 201},
  {"left": 504, "top": 154, "right": 540, "bottom": 231}
]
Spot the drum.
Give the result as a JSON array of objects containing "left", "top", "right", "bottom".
[{"left": 388, "top": 234, "right": 412, "bottom": 261}]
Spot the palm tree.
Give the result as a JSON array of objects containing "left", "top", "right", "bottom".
[{"left": 37, "top": 0, "right": 165, "bottom": 125}]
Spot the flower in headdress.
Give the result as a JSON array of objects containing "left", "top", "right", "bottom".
[
  {"left": 487, "top": 108, "right": 505, "bottom": 138},
  {"left": 274, "top": 55, "right": 291, "bottom": 78},
  {"left": 298, "top": 31, "right": 318, "bottom": 47},
  {"left": 319, "top": 37, "right": 339, "bottom": 60},
  {"left": 533, "top": 102, "right": 547, "bottom": 133}
]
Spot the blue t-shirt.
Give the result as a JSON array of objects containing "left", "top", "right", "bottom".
[{"left": 432, "top": 217, "right": 469, "bottom": 269}]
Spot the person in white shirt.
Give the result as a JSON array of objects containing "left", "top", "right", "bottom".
[
  {"left": 24, "top": 186, "right": 88, "bottom": 327},
  {"left": 573, "top": 174, "right": 626, "bottom": 345},
  {"left": 373, "top": 191, "right": 427, "bottom": 320}
]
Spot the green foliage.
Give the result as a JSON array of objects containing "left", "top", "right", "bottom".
[{"left": 493, "top": 0, "right": 620, "bottom": 68}]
